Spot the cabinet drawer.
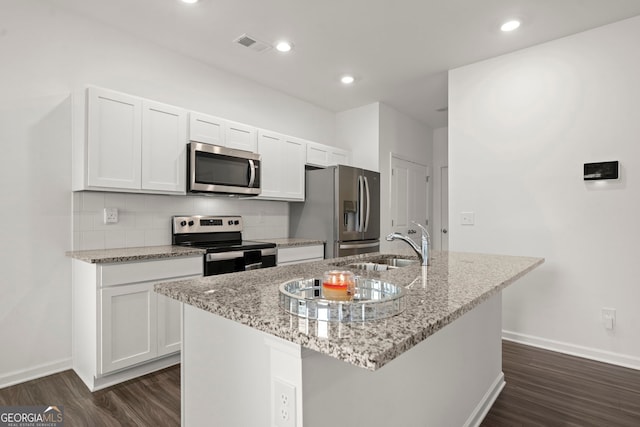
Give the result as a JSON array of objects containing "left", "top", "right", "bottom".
[
  {"left": 277, "top": 245, "right": 324, "bottom": 265},
  {"left": 100, "top": 256, "right": 202, "bottom": 287}
]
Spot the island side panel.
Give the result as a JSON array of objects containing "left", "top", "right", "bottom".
[
  {"left": 182, "top": 304, "right": 275, "bottom": 427},
  {"left": 301, "top": 293, "right": 504, "bottom": 427}
]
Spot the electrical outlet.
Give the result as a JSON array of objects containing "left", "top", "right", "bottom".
[
  {"left": 460, "top": 211, "right": 475, "bottom": 225},
  {"left": 273, "top": 378, "right": 296, "bottom": 427},
  {"left": 602, "top": 308, "right": 616, "bottom": 330},
  {"left": 103, "top": 208, "right": 118, "bottom": 224}
]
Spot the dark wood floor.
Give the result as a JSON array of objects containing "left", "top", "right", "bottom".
[
  {"left": 482, "top": 341, "right": 640, "bottom": 426},
  {"left": 1, "top": 341, "right": 639, "bottom": 426},
  {"left": 0, "top": 365, "right": 180, "bottom": 427}
]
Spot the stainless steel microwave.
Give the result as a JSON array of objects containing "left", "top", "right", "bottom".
[{"left": 187, "top": 142, "right": 261, "bottom": 196}]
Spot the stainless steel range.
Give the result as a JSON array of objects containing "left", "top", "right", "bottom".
[{"left": 172, "top": 215, "right": 277, "bottom": 276}]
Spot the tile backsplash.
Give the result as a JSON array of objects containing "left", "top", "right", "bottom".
[{"left": 73, "top": 191, "right": 289, "bottom": 250}]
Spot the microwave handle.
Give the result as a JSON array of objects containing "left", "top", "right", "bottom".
[{"left": 248, "top": 159, "right": 256, "bottom": 187}]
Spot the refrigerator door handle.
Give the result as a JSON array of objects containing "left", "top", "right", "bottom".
[
  {"left": 339, "top": 241, "right": 379, "bottom": 249},
  {"left": 358, "top": 175, "right": 364, "bottom": 232},
  {"left": 364, "top": 175, "right": 371, "bottom": 232}
]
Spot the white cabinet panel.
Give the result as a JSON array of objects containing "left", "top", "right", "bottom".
[
  {"left": 306, "top": 144, "right": 329, "bottom": 167},
  {"left": 189, "top": 112, "right": 225, "bottom": 145},
  {"left": 257, "top": 130, "right": 305, "bottom": 201},
  {"left": 157, "top": 294, "right": 182, "bottom": 356},
  {"left": 142, "top": 101, "right": 187, "bottom": 193},
  {"left": 87, "top": 88, "right": 142, "bottom": 189},
  {"left": 329, "top": 149, "right": 350, "bottom": 166},
  {"left": 277, "top": 245, "right": 324, "bottom": 266},
  {"left": 226, "top": 120, "right": 257, "bottom": 152},
  {"left": 281, "top": 136, "right": 306, "bottom": 200},
  {"left": 100, "top": 282, "right": 157, "bottom": 374},
  {"left": 305, "top": 141, "right": 350, "bottom": 167}
]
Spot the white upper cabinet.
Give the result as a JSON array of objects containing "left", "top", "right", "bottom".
[
  {"left": 188, "top": 113, "right": 257, "bottom": 152},
  {"left": 257, "top": 130, "right": 305, "bottom": 201},
  {"left": 87, "top": 88, "right": 142, "bottom": 189},
  {"left": 188, "top": 112, "right": 225, "bottom": 146},
  {"left": 225, "top": 120, "right": 257, "bottom": 152},
  {"left": 305, "top": 141, "right": 350, "bottom": 167},
  {"left": 83, "top": 87, "right": 186, "bottom": 194},
  {"left": 328, "top": 148, "right": 350, "bottom": 166},
  {"left": 142, "top": 100, "right": 187, "bottom": 193}
]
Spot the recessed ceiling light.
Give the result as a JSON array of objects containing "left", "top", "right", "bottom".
[
  {"left": 275, "top": 41, "right": 293, "bottom": 53},
  {"left": 500, "top": 20, "right": 521, "bottom": 32},
  {"left": 340, "top": 75, "right": 355, "bottom": 85},
  {"left": 181, "top": 0, "right": 199, "bottom": 3}
]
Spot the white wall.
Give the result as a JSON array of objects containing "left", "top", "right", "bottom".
[
  {"left": 336, "top": 103, "right": 380, "bottom": 171},
  {"left": 0, "top": 0, "right": 335, "bottom": 387},
  {"left": 379, "top": 103, "right": 433, "bottom": 252},
  {"left": 449, "top": 15, "right": 640, "bottom": 368}
]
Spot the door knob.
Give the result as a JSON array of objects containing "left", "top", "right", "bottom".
[{"left": 442, "top": 228, "right": 448, "bottom": 234}]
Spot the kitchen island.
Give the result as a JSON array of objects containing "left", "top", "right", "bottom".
[{"left": 155, "top": 251, "right": 543, "bottom": 427}]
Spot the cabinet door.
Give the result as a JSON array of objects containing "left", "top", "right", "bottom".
[
  {"left": 258, "top": 131, "right": 306, "bottom": 201},
  {"left": 225, "top": 120, "right": 257, "bottom": 152},
  {"left": 100, "top": 283, "right": 157, "bottom": 374},
  {"left": 87, "top": 87, "right": 142, "bottom": 189},
  {"left": 306, "top": 143, "right": 329, "bottom": 167},
  {"left": 141, "top": 101, "right": 187, "bottom": 193},
  {"left": 281, "top": 135, "right": 306, "bottom": 201},
  {"left": 257, "top": 130, "right": 282, "bottom": 199},
  {"left": 157, "top": 294, "right": 182, "bottom": 356},
  {"left": 189, "top": 112, "right": 225, "bottom": 146},
  {"left": 329, "top": 148, "right": 350, "bottom": 166}
]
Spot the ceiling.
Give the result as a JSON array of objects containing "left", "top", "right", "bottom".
[{"left": 49, "top": 0, "right": 640, "bottom": 129}]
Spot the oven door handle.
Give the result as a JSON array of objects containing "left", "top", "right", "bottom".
[
  {"left": 245, "top": 262, "right": 263, "bottom": 271},
  {"left": 248, "top": 159, "right": 256, "bottom": 187},
  {"left": 206, "top": 251, "right": 244, "bottom": 262}
]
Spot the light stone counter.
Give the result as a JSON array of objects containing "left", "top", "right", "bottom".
[
  {"left": 66, "top": 245, "right": 205, "bottom": 264},
  {"left": 155, "top": 250, "right": 543, "bottom": 371}
]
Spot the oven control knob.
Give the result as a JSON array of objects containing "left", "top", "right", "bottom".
[
  {"left": 228, "top": 220, "right": 233, "bottom": 225},
  {"left": 234, "top": 220, "right": 240, "bottom": 225},
  {"left": 188, "top": 220, "right": 195, "bottom": 226},
  {"left": 180, "top": 221, "right": 187, "bottom": 227}
]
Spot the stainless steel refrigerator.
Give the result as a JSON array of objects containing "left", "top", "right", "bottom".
[{"left": 289, "top": 165, "right": 380, "bottom": 258}]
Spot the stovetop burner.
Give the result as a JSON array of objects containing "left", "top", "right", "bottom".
[{"left": 171, "top": 215, "right": 276, "bottom": 252}]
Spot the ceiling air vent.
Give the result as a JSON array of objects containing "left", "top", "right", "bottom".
[{"left": 233, "top": 34, "right": 272, "bottom": 53}]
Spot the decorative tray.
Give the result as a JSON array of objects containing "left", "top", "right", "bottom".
[{"left": 279, "top": 277, "right": 406, "bottom": 322}]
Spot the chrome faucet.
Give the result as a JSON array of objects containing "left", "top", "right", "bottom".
[{"left": 386, "top": 221, "right": 431, "bottom": 266}]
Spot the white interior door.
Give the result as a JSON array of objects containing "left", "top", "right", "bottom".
[
  {"left": 440, "top": 166, "right": 449, "bottom": 250},
  {"left": 390, "top": 156, "right": 429, "bottom": 246}
]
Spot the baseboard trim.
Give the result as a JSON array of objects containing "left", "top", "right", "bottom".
[
  {"left": 0, "top": 358, "right": 72, "bottom": 389},
  {"left": 465, "top": 371, "right": 505, "bottom": 427},
  {"left": 502, "top": 330, "right": 640, "bottom": 371}
]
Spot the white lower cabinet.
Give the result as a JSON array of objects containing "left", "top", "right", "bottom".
[
  {"left": 72, "top": 256, "right": 201, "bottom": 391},
  {"left": 157, "top": 293, "right": 182, "bottom": 356},
  {"left": 277, "top": 244, "right": 324, "bottom": 266},
  {"left": 100, "top": 282, "right": 158, "bottom": 374}
]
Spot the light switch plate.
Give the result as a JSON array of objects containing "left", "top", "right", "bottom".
[
  {"left": 104, "top": 207, "right": 118, "bottom": 224},
  {"left": 461, "top": 212, "right": 475, "bottom": 225}
]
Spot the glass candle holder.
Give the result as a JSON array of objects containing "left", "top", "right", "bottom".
[{"left": 322, "top": 270, "right": 355, "bottom": 301}]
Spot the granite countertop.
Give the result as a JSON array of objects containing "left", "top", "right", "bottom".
[
  {"left": 255, "top": 238, "right": 325, "bottom": 248},
  {"left": 66, "top": 245, "right": 205, "bottom": 263},
  {"left": 155, "top": 251, "right": 543, "bottom": 371}
]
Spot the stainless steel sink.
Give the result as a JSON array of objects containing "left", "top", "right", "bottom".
[
  {"left": 332, "top": 256, "right": 418, "bottom": 271},
  {"left": 381, "top": 258, "right": 415, "bottom": 267}
]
